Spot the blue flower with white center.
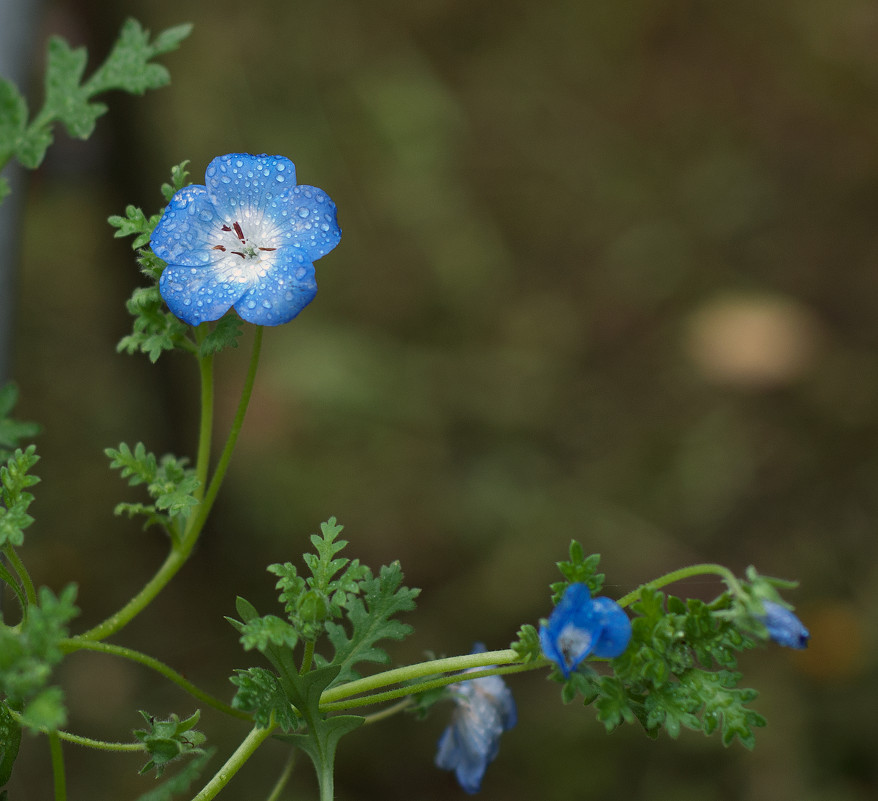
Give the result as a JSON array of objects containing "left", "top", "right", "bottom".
[
  {"left": 759, "top": 600, "right": 810, "bottom": 649},
  {"left": 150, "top": 153, "right": 341, "bottom": 327},
  {"left": 435, "top": 644, "right": 517, "bottom": 794},
  {"left": 539, "top": 583, "right": 631, "bottom": 678}
]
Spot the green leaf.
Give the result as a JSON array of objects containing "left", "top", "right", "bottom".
[
  {"left": 85, "top": 20, "right": 193, "bottom": 96},
  {"left": 510, "top": 624, "right": 542, "bottom": 663},
  {"left": 199, "top": 315, "right": 244, "bottom": 357},
  {"left": 0, "top": 79, "right": 27, "bottom": 164},
  {"left": 325, "top": 562, "right": 419, "bottom": 685},
  {"left": 0, "top": 445, "right": 40, "bottom": 548},
  {"left": 238, "top": 615, "right": 299, "bottom": 653},
  {"left": 117, "top": 286, "right": 190, "bottom": 362},
  {"left": 0, "top": 383, "right": 40, "bottom": 461},
  {"left": 229, "top": 667, "right": 300, "bottom": 731},
  {"left": 160, "top": 160, "right": 190, "bottom": 202},
  {"left": 551, "top": 541, "right": 605, "bottom": 601},
  {"left": 42, "top": 35, "right": 103, "bottom": 140},
  {"left": 0, "top": 704, "right": 21, "bottom": 786}
]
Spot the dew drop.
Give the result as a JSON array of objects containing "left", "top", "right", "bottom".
[{"left": 297, "top": 207, "right": 309, "bottom": 218}]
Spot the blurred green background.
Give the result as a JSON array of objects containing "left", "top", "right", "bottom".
[{"left": 5, "top": 0, "right": 876, "bottom": 798}]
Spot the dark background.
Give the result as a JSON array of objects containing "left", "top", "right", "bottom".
[{"left": 5, "top": 0, "right": 874, "bottom": 799}]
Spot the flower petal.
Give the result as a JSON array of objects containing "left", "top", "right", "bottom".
[
  {"left": 150, "top": 185, "right": 227, "bottom": 267},
  {"left": 759, "top": 601, "right": 809, "bottom": 649},
  {"left": 159, "top": 260, "right": 251, "bottom": 326},
  {"left": 204, "top": 153, "right": 298, "bottom": 226},
  {"left": 233, "top": 252, "right": 317, "bottom": 326},
  {"left": 590, "top": 597, "right": 634, "bottom": 658},
  {"left": 273, "top": 184, "right": 342, "bottom": 263}
]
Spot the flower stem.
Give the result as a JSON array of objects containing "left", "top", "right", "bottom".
[
  {"left": 5, "top": 707, "right": 144, "bottom": 753},
  {"left": 320, "top": 649, "right": 521, "bottom": 705},
  {"left": 3, "top": 544, "right": 36, "bottom": 606},
  {"left": 0, "top": 555, "right": 26, "bottom": 618},
  {"left": 48, "top": 730, "right": 67, "bottom": 801},
  {"left": 75, "top": 327, "right": 263, "bottom": 642},
  {"left": 59, "top": 638, "right": 250, "bottom": 720},
  {"left": 193, "top": 326, "right": 215, "bottom": 508},
  {"left": 191, "top": 722, "right": 275, "bottom": 801},
  {"left": 615, "top": 563, "right": 742, "bottom": 609},
  {"left": 264, "top": 751, "right": 296, "bottom": 801}
]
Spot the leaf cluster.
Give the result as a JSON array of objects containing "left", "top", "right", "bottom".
[
  {"left": 105, "top": 442, "right": 199, "bottom": 534},
  {"left": 550, "top": 540, "right": 605, "bottom": 602},
  {"left": 0, "top": 384, "right": 39, "bottom": 463},
  {"left": 133, "top": 710, "right": 207, "bottom": 777},
  {"left": 564, "top": 586, "right": 765, "bottom": 748},
  {"left": 0, "top": 19, "right": 191, "bottom": 203},
  {"left": 0, "top": 585, "right": 79, "bottom": 732},
  {"left": 0, "top": 446, "right": 40, "bottom": 548}
]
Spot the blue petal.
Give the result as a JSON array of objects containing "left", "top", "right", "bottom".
[
  {"left": 159, "top": 262, "right": 248, "bottom": 326},
  {"left": 233, "top": 253, "right": 317, "bottom": 326},
  {"left": 204, "top": 153, "right": 298, "bottom": 224},
  {"left": 590, "top": 597, "right": 633, "bottom": 658},
  {"left": 273, "top": 184, "right": 342, "bottom": 263},
  {"left": 150, "top": 185, "right": 227, "bottom": 267},
  {"left": 760, "top": 601, "right": 810, "bottom": 649}
]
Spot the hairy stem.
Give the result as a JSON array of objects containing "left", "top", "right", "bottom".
[
  {"left": 48, "top": 730, "right": 66, "bottom": 801},
  {"left": 191, "top": 722, "right": 275, "bottom": 801},
  {"left": 615, "top": 563, "right": 742, "bottom": 609},
  {"left": 59, "top": 638, "right": 250, "bottom": 720},
  {"left": 3, "top": 544, "right": 36, "bottom": 606}
]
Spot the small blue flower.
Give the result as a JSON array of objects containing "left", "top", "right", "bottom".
[
  {"left": 759, "top": 600, "right": 810, "bottom": 649},
  {"left": 539, "top": 583, "right": 631, "bottom": 678},
  {"left": 435, "top": 644, "right": 517, "bottom": 794},
  {"left": 150, "top": 153, "right": 341, "bottom": 326}
]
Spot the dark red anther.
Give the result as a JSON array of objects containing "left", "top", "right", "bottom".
[
  {"left": 212, "top": 245, "right": 227, "bottom": 251},
  {"left": 221, "top": 224, "right": 232, "bottom": 232},
  {"left": 233, "top": 221, "right": 246, "bottom": 243},
  {"left": 258, "top": 247, "right": 277, "bottom": 252},
  {"left": 230, "top": 251, "right": 246, "bottom": 258}
]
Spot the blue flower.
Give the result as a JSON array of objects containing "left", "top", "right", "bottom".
[
  {"left": 539, "top": 583, "right": 631, "bottom": 678},
  {"left": 759, "top": 600, "right": 809, "bottom": 649},
  {"left": 150, "top": 153, "right": 341, "bottom": 327},
  {"left": 435, "top": 644, "right": 517, "bottom": 794}
]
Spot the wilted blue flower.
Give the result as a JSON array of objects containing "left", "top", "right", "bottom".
[
  {"left": 151, "top": 153, "right": 341, "bottom": 326},
  {"left": 539, "top": 583, "right": 631, "bottom": 678},
  {"left": 435, "top": 644, "right": 517, "bottom": 794},
  {"left": 759, "top": 600, "right": 809, "bottom": 649}
]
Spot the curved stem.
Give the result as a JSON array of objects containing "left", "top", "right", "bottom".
[
  {"left": 321, "top": 661, "right": 541, "bottom": 714},
  {"left": 3, "top": 544, "right": 36, "bottom": 606},
  {"left": 321, "top": 648, "right": 520, "bottom": 705},
  {"left": 5, "top": 707, "right": 144, "bottom": 752},
  {"left": 193, "top": 326, "right": 214, "bottom": 507},
  {"left": 76, "top": 327, "right": 264, "bottom": 642},
  {"left": 615, "top": 563, "right": 742, "bottom": 609},
  {"left": 48, "top": 731, "right": 67, "bottom": 801},
  {"left": 191, "top": 721, "right": 275, "bottom": 801},
  {"left": 264, "top": 750, "right": 296, "bottom": 801},
  {"left": 59, "top": 638, "right": 250, "bottom": 721}
]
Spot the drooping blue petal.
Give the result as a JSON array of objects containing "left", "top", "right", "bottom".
[
  {"left": 435, "top": 645, "right": 516, "bottom": 794},
  {"left": 233, "top": 254, "right": 317, "bottom": 326},
  {"left": 759, "top": 601, "right": 810, "bottom": 649},
  {"left": 539, "top": 583, "right": 631, "bottom": 677}
]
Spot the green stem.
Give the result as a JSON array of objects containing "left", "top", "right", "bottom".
[
  {"left": 321, "top": 662, "right": 541, "bottom": 714},
  {"left": 193, "top": 326, "right": 214, "bottom": 507},
  {"left": 615, "top": 563, "right": 742, "bottom": 609},
  {"left": 3, "top": 544, "right": 36, "bottom": 606},
  {"left": 264, "top": 751, "right": 296, "bottom": 801},
  {"left": 321, "top": 648, "right": 520, "bottom": 705},
  {"left": 191, "top": 722, "right": 275, "bottom": 801},
  {"left": 59, "top": 638, "right": 250, "bottom": 720},
  {"left": 300, "top": 640, "right": 315, "bottom": 675},
  {"left": 48, "top": 730, "right": 67, "bottom": 801},
  {"left": 5, "top": 708, "right": 144, "bottom": 752},
  {"left": 0, "top": 556, "right": 27, "bottom": 618},
  {"left": 76, "top": 327, "right": 264, "bottom": 642}
]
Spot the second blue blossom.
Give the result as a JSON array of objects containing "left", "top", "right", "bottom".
[
  {"left": 151, "top": 153, "right": 341, "bottom": 327},
  {"left": 539, "top": 583, "right": 632, "bottom": 678}
]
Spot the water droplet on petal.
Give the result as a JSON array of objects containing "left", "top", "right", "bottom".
[{"left": 297, "top": 208, "right": 309, "bottom": 218}]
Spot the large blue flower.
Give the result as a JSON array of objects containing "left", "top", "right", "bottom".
[
  {"left": 435, "top": 644, "right": 517, "bottom": 794},
  {"left": 150, "top": 153, "right": 341, "bottom": 326},
  {"left": 759, "top": 600, "right": 810, "bottom": 649},
  {"left": 539, "top": 583, "right": 631, "bottom": 678}
]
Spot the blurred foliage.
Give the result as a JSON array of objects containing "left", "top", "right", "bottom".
[{"left": 7, "top": 0, "right": 878, "bottom": 798}]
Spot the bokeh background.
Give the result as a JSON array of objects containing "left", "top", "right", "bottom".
[{"left": 4, "top": 0, "right": 875, "bottom": 798}]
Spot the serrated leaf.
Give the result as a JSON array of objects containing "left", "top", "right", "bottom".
[
  {"left": 552, "top": 541, "right": 605, "bottom": 600},
  {"left": 510, "top": 624, "right": 541, "bottom": 663},
  {"left": 43, "top": 35, "right": 104, "bottom": 140},
  {"left": 0, "top": 704, "right": 22, "bottom": 786},
  {"left": 229, "top": 667, "right": 301, "bottom": 732},
  {"left": 199, "top": 314, "right": 243, "bottom": 356},
  {"left": 238, "top": 615, "right": 299, "bottom": 652},
  {"left": 326, "top": 562, "right": 419, "bottom": 685},
  {"left": 0, "top": 383, "right": 40, "bottom": 461},
  {"left": 0, "top": 79, "right": 27, "bottom": 163}
]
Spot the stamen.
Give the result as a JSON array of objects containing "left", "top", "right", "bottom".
[
  {"left": 212, "top": 245, "right": 227, "bottom": 251},
  {"left": 230, "top": 251, "right": 246, "bottom": 258},
  {"left": 258, "top": 247, "right": 277, "bottom": 252},
  {"left": 233, "top": 221, "right": 246, "bottom": 243},
  {"left": 221, "top": 224, "right": 232, "bottom": 232}
]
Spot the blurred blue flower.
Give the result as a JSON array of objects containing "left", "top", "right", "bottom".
[
  {"left": 151, "top": 153, "right": 341, "bottom": 326},
  {"left": 539, "top": 583, "right": 631, "bottom": 678},
  {"left": 435, "top": 644, "right": 517, "bottom": 794},
  {"left": 759, "top": 600, "right": 809, "bottom": 649}
]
